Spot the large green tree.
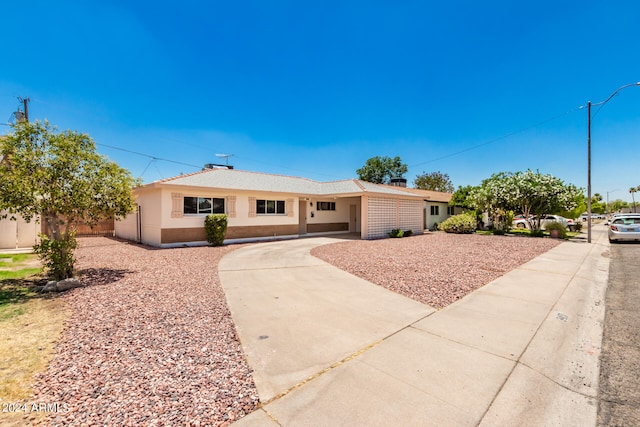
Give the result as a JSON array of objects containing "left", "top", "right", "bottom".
[
  {"left": 449, "top": 185, "right": 477, "bottom": 210},
  {"left": 356, "top": 156, "right": 407, "bottom": 184},
  {"left": 413, "top": 171, "right": 454, "bottom": 193},
  {"left": 469, "top": 170, "right": 581, "bottom": 232},
  {"left": 0, "top": 121, "right": 137, "bottom": 279}
]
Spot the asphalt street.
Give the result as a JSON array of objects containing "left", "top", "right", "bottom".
[{"left": 598, "top": 241, "right": 640, "bottom": 426}]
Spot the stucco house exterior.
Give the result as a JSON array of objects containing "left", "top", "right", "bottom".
[{"left": 115, "top": 168, "right": 455, "bottom": 247}]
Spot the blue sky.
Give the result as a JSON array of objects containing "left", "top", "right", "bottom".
[{"left": 2, "top": 1, "right": 639, "bottom": 202}]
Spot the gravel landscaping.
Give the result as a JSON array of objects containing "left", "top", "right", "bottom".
[
  {"left": 29, "top": 232, "right": 561, "bottom": 425},
  {"left": 311, "top": 232, "right": 562, "bottom": 309},
  {"left": 32, "top": 237, "right": 258, "bottom": 426}
]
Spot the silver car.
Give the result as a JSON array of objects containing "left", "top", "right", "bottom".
[{"left": 608, "top": 214, "right": 640, "bottom": 243}]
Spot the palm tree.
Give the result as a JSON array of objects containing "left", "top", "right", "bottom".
[{"left": 631, "top": 186, "right": 639, "bottom": 213}]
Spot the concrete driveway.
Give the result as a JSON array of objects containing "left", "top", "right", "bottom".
[{"left": 220, "top": 230, "right": 610, "bottom": 426}]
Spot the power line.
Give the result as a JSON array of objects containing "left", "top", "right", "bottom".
[
  {"left": 408, "top": 106, "right": 583, "bottom": 168},
  {"left": 95, "top": 142, "right": 202, "bottom": 170}
]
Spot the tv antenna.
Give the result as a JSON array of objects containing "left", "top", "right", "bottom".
[{"left": 215, "top": 153, "right": 234, "bottom": 165}]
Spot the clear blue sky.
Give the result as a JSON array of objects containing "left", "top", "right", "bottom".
[{"left": 2, "top": 1, "right": 639, "bottom": 203}]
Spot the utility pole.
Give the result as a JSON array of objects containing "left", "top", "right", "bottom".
[{"left": 17, "top": 96, "right": 30, "bottom": 122}]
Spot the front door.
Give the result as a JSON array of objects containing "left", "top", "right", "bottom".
[{"left": 298, "top": 200, "right": 307, "bottom": 235}]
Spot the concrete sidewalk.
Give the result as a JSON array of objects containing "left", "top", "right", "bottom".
[{"left": 221, "top": 228, "right": 610, "bottom": 427}]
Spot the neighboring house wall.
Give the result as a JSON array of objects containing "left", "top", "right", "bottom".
[{"left": 0, "top": 211, "right": 40, "bottom": 250}]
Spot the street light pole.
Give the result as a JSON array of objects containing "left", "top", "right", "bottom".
[
  {"left": 606, "top": 189, "right": 619, "bottom": 214},
  {"left": 587, "top": 101, "right": 592, "bottom": 243},
  {"left": 587, "top": 82, "right": 640, "bottom": 243}
]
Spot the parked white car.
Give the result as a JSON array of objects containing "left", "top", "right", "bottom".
[
  {"left": 513, "top": 214, "right": 573, "bottom": 230},
  {"left": 539, "top": 215, "right": 570, "bottom": 229},
  {"left": 608, "top": 214, "right": 640, "bottom": 243}
]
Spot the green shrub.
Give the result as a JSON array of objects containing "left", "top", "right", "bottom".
[
  {"left": 34, "top": 233, "right": 77, "bottom": 280},
  {"left": 439, "top": 212, "right": 477, "bottom": 234},
  {"left": 574, "top": 222, "right": 583, "bottom": 232},
  {"left": 204, "top": 214, "right": 228, "bottom": 246},
  {"left": 389, "top": 228, "right": 413, "bottom": 238},
  {"left": 389, "top": 229, "right": 413, "bottom": 238},
  {"left": 432, "top": 222, "right": 439, "bottom": 231},
  {"left": 492, "top": 210, "right": 514, "bottom": 234},
  {"left": 545, "top": 221, "right": 567, "bottom": 239},
  {"left": 530, "top": 229, "right": 545, "bottom": 238},
  {"left": 389, "top": 229, "right": 404, "bottom": 238}
]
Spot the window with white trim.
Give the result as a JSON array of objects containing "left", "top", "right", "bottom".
[
  {"left": 430, "top": 205, "right": 439, "bottom": 216},
  {"left": 316, "top": 201, "right": 336, "bottom": 211},
  {"left": 184, "top": 197, "right": 225, "bottom": 214},
  {"left": 447, "top": 206, "right": 455, "bottom": 215},
  {"left": 256, "top": 199, "right": 285, "bottom": 215}
]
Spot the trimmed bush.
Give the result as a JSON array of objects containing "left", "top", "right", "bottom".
[
  {"left": 545, "top": 221, "right": 567, "bottom": 239},
  {"left": 204, "top": 214, "right": 228, "bottom": 246},
  {"left": 389, "top": 229, "right": 413, "bottom": 238},
  {"left": 530, "top": 229, "right": 545, "bottom": 238},
  {"left": 389, "top": 229, "right": 404, "bottom": 238},
  {"left": 34, "top": 232, "right": 77, "bottom": 280},
  {"left": 439, "top": 212, "right": 477, "bottom": 234}
]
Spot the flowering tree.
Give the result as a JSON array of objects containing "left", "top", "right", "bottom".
[
  {"left": 467, "top": 173, "right": 513, "bottom": 232},
  {"left": 470, "top": 170, "right": 582, "bottom": 232}
]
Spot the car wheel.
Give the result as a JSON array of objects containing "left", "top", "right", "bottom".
[{"left": 516, "top": 223, "right": 525, "bottom": 229}]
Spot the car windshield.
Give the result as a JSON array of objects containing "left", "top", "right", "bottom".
[{"left": 613, "top": 218, "right": 640, "bottom": 225}]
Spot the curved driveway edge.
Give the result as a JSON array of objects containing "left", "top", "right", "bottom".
[
  {"left": 218, "top": 237, "right": 435, "bottom": 403},
  {"left": 224, "top": 230, "right": 610, "bottom": 426}
]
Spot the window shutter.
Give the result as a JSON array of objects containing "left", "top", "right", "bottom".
[
  {"left": 171, "top": 193, "right": 183, "bottom": 218},
  {"left": 227, "top": 196, "right": 236, "bottom": 218},
  {"left": 286, "top": 198, "right": 294, "bottom": 217},
  {"left": 248, "top": 197, "right": 256, "bottom": 217}
]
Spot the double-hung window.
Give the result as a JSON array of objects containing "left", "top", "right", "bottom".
[
  {"left": 256, "top": 199, "right": 285, "bottom": 215},
  {"left": 184, "top": 197, "right": 225, "bottom": 214},
  {"left": 430, "top": 205, "right": 440, "bottom": 216}
]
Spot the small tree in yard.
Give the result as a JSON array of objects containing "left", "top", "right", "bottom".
[{"left": 0, "top": 121, "right": 137, "bottom": 280}]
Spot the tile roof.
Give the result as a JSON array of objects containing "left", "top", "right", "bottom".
[{"left": 147, "top": 168, "right": 450, "bottom": 200}]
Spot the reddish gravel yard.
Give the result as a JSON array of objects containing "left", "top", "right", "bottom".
[
  {"left": 30, "top": 232, "right": 561, "bottom": 425},
  {"left": 32, "top": 237, "right": 258, "bottom": 426},
  {"left": 311, "top": 232, "right": 562, "bottom": 309}
]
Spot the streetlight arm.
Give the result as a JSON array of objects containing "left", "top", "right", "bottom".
[
  {"left": 591, "top": 82, "right": 640, "bottom": 107},
  {"left": 586, "top": 81, "right": 640, "bottom": 243}
]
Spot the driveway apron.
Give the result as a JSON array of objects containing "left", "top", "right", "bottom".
[{"left": 218, "top": 237, "right": 435, "bottom": 402}]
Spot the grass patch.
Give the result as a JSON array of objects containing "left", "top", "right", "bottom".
[
  {"left": 0, "top": 268, "right": 42, "bottom": 281},
  {"left": 1, "top": 252, "right": 69, "bottom": 424},
  {"left": 0, "top": 297, "right": 69, "bottom": 426}
]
